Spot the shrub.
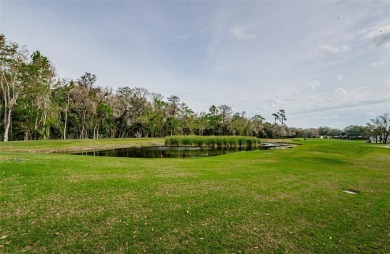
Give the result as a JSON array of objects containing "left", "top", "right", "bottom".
[{"left": 165, "top": 136, "right": 261, "bottom": 148}]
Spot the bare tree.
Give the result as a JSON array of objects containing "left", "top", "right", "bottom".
[{"left": 370, "top": 113, "right": 390, "bottom": 143}]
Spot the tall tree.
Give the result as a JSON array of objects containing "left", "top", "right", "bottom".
[
  {"left": 0, "top": 34, "right": 29, "bottom": 141},
  {"left": 179, "top": 102, "right": 195, "bottom": 135},
  {"left": 167, "top": 95, "right": 180, "bottom": 117},
  {"left": 17, "top": 51, "right": 56, "bottom": 140},
  {"left": 250, "top": 115, "right": 265, "bottom": 137},
  {"left": 370, "top": 113, "right": 390, "bottom": 143},
  {"left": 115, "top": 87, "right": 151, "bottom": 137},
  {"left": 272, "top": 113, "right": 279, "bottom": 125},
  {"left": 91, "top": 86, "right": 113, "bottom": 139},
  {"left": 277, "top": 109, "right": 287, "bottom": 125},
  {"left": 193, "top": 112, "right": 208, "bottom": 136},
  {"left": 230, "top": 111, "right": 250, "bottom": 136},
  {"left": 206, "top": 105, "right": 221, "bottom": 135},
  {"left": 344, "top": 125, "right": 366, "bottom": 140},
  {"left": 148, "top": 93, "right": 166, "bottom": 137},
  {"left": 52, "top": 79, "right": 76, "bottom": 140},
  {"left": 167, "top": 95, "right": 180, "bottom": 135},
  {"left": 271, "top": 109, "right": 287, "bottom": 137},
  {"left": 218, "top": 104, "right": 233, "bottom": 123},
  {"left": 71, "top": 72, "right": 97, "bottom": 139}
]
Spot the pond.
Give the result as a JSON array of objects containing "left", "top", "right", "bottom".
[{"left": 73, "top": 143, "right": 291, "bottom": 158}]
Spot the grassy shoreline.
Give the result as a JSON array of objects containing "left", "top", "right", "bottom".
[
  {"left": 1, "top": 138, "right": 389, "bottom": 253},
  {"left": 0, "top": 138, "right": 165, "bottom": 153}
]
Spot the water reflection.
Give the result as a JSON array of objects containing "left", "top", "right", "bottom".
[{"left": 73, "top": 145, "right": 276, "bottom": 158}]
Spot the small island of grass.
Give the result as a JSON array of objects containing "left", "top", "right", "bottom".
[{"left": 165, "top": 135, "right": 261, "bottom": 148}]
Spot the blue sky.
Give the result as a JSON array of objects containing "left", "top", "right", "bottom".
[{"left": 1, "top": 0, "right": 389, "bottom": 128}]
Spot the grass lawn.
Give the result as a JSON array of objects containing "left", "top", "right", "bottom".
[{"left": 0, "top": 138, "right": 389, "bottom": 253}]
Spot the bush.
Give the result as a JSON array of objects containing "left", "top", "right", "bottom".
[{"left": 165, "top": 136, "right": 261, "bottom": 148}]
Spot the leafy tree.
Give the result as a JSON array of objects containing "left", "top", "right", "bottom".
[
  {"left": 318, "top": 126, "right": 331, "bottom": 136},
  {"left": 52, "top": 79, "right": 76, "bottom": 140},
  {"left": 166, "top": 95, "right": 181, "bottom": 135},
  {"left": 92, "top": 87, "right": 113, "bottom": 139},
  {"left": 167, "top": 95, "right": 180, "bottom": 117},
  {"left": 179, "top": 102, "right": 195, "bottom": 135},
  {"left": 250, "top": 115, "right": 265, "bottom": 137},
  {"left": 344, "top": 125, "right": 366, "bottom": 140},
  {"left": 206, "top": 105, "right": 221, "bottom": 135},
  {"left": 288, "top": 127, "right": 319, "bottom": 138},
  {"left": 69, "top": 74, "right": 94, "bottom": 139},
  {"left": 218, "top": 104, "right": 233, "bottom": 123},
  {"left": 115, "top": 87, "right": 151, "bottom": 137},
  {"left": 193, "top": 112, "right": 208, "bottom": 136},
  {"left": 147, "top": 93, "right": 166, "bottom": 137},
  {"left": 262, "top": 122, "right": 282, "bottom": 138},
  {"left": 217, "top": 104, "right": 233, "bottom": 135},
  {"left": 0, "top": 34, "right": 29, "bottom": 141},
  {"left": 16, "top": 51, "right": 56, "bottom": 140},
  {"left": 230, "top": 111, "right": 250, "bottom": 136},
  {"left": 272, "top": 109, "right": 287, "bottom": 137}
]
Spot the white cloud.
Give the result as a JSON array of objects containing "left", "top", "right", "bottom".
[
  {"left": 291, "top": 85, "right": 390, "bottom": 118},
  {"left": 318, "top": 44, "right": 349, "bottom": 55},
  {"left": 366, "top": 111, "right": 377, "bottom": 116},
  {"left": 266, "top": 93, "right": 285, "bottom": 108},
  {"left": 230, "top": 26, "right": 256, "bottom": 40},
  {"left": 4, "top": 1, "right": 389, "bottom": 129},
  {"left": 324, "top": 115, "right": 339, "bottom": 119},
  {"left": 363, "top": 23, "right": 390, "bottom": 48},
  {"left": 370, "top": 58, "right": 389, "bottom": 66},
  {"left": 305, "top": 80, "right": 321, "bottom": 90},
  {"left": 335, "top": 88, "right": 347, "bottom": 94},
  {"left": 383, "top": 79, "right": 390, "bottom": 88}
]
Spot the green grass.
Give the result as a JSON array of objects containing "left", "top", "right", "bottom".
[
  {"left": 0, "top": 138, "right": 389, "bottom": 253},
  {"left": 0, "top": 138, "right": 165, "bottom": 153}
]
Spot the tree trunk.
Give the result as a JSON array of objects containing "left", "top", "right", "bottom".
[
  {"left": 43, "top": 100, "right": 48, "bottom": 140},
  {"left": 63, "top": 94, "right": 70, "bottom": 140},
  {"left": 93, "top": 125, "right": 98, "bottom": 139},
  {"left": 63, "top": 109, "right": 68, "bottom": 140},
  {"left": 24, "top": 131, "right": 29, "bottom": 141},
  {"left": 3, "top": 108, "right": 12, "bottom": 142},
  {"left": 81, "top": 109, "right": 87, "bottom": 139}
]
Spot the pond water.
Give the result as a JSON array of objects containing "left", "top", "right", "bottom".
[{"left": 73, "top": 143, "right": 290, "bottom": 158}]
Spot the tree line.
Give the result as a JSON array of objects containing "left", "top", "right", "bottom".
[
  {"left": 0, "top": 34, "right": 284, "bottom": 141},
  {"left": 1, "top": 34, "right": 389, "bottom": 143},
  {"left": 313, "top": 119, "right": 389, "bottom": 144}
]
